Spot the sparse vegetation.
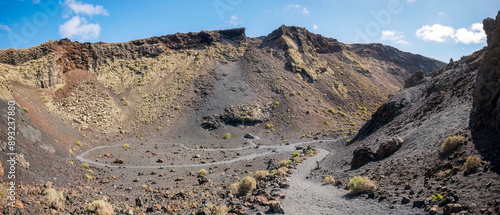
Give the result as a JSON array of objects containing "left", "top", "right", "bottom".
[
  {"left": 273, "top": 101, "right": 279, "bottom": 108},
  {"left": 253, "top": 170, "right": 269, "bottom": 180},
  {"left": 123, "top": 144, "right": 130, "bottom": 148},
  {"left": 75, "top": 141, "right": 82, "bottom": 147},
  {"left": 223, "top": 133, "right": 231, "bottom": 139},
  {"left": 441, "top": 135, "right": 465, "bottom": 153},
  {"left": 121, "top": 97, "right": 126, "bottom": 101},
  {"left": 324, "top": 121, "right": 331, "bottom": 125},
  {"left": 274, "top": 167, "right": 288, "bottom": 176},
  {"left": 174, "top": 105, "right": 181, "bottom": 110},
  {"left": 43, "top": 188, "right": 64, "bottom": 209},
  {"left": 85, "top": 174, "right": 93, "bottom": 180},
  {"left": 209, "top": 204, "right": 228, "bottom": 215},
  {"left": 430, "top": 193, "right": 444, "bottom": 201},
  {"left": 197, "top": 169, "right": 208, "bottom": 177},
  {"left": 266, "top": 123, "right": 274, "bottom": 129},
  {"left": 22, "top": 107, "right": 29, "bottom": 112},
  {"left": 280, "top": 159, "right": 292, "bottom": 166},
  {"left": 347, "top": 176, "right": 377, "bottom": 195},
  {"left": 339, "top": 112, "right": 347, "bottom": 117},
  {"left": 81, "top": 163, "right": 90, "bottom": 168},
  {"left": 463, "top": 155, "right": 481, "bottom": 173},
  {"left": 323, "top": 176, "right": 336, "bottom": 184},
  {"left": 233, "top": 176, "right": 256, "bottom": 196},
  {"left": 292, "top": 152, "right": 300, "bottom": 157},
  {"left": 123, "top": 101, "right": 130, "bottom": 106},
  {"left": 85, "top": 200, "right": 114, "bottom": 215}
]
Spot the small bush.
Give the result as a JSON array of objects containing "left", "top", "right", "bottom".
[
  {"left": 81, "top": 163, "right": 90, "bottom": 168},
  {"left": 43, "top": 188, "right": 64, "bottom": 209},
  {"left": 441, "top": 135, "right": 465, "bottom": 153},
  {"left": 85, "top": 200, "right": 114, "bottom": 215},
  {"left": 274, "top": 167, "right": 288, "bottom": 176},
  {"left": 122, "top": 144, "right": 130, "bottom": 148},
  {"left": 22, "top": 107, "right": 29, "bottom": 112},
  {"left": 430, "top": 193, "right": 444, "bottom": 201},
  {"left": 197, "top": 169, "right": 208, "bottom": 177},
  {"left": 223, "top": 133, "right": 231, "bottom": 139},
  {"left": 120, "top": 97, "right": 126, "bottom": 101},
  {"left": 280, "top": 159, "right": 292, "bottom": 166},
  {"left": 306, "top": 110, "right": 311, "bottom": 114},
  {"left": 290, "top": 91, "right": 296, "bottom": 96},
  {"left": 234, "top": 176, "right": 256, "bottom": 196},
  {"left": 209, "top": 204, "right": 228, "bottom": 215},
  {"left": 85, "top": 174, "right": 93, "bottom": 180},
  {"left": 253, "top": 170, "right": 269, "bottom": 180},
  {"left": 328, "top": 108, "right": 336, "bottom": 113},
  {"left": 123, "top": 101, "right": 130, "bottom": 106},
  {"left": 339, "top": 112, "right": 347, "bottom": 117},
  {"left": 174, "top": 105, "right": 181, "bottom": 110},
  {"left": 75, "top": 141, "right": 82, "bottom": 147},
  {"left": 323, "top": 176, "right": 336, "bottom": 184},
  {"left": 265, "top": 123, "right": 274, "bottom": 129},
  {"left": 463, "top": 155, "right": 481, "bottom": 172},
  {"left": 273, "top": 101, "right": 279, "bottom": 108},
  {"left": 347, "top": 176, "right": 377, "bottom": 195},
  {"left": 324, "top": 121, "right": 331, "bottom": 126},
  {"left": 292, "top": 152, "right": 300, "bottom": 157},
  {"left": 157, "top": 126, "right": 162, "bottom": 131}
]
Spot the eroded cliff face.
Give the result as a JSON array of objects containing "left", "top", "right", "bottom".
[
  {"left": 0, "top": 26, "right": 444, "bottom": 136},
  {"left": 473, "top": 11, "right": 500, "bottom": 133}
]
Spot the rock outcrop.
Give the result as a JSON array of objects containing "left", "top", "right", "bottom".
[{"left": 473, "top": 10, "right": 500, "bottom": 134}]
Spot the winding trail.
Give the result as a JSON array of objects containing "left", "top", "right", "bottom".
[
  {"left": 282, "top": 149, "right": 422, "bottom": 215},
  {"left": 75, "top": 139, "right": 327, "bottom": 169},
  {"left": 76, "top": 139, "right": 421, "bottom": 214}
]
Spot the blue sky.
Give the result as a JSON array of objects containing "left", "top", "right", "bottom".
[{"left": 0, "top": 0, "right": 499, "bottom": 62}]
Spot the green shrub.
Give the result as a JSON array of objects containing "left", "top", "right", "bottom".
[
  {"left": 81, "top": 163, "right": 90, "bottom": 168},
  {"left": 274, "top": 167, "right": 288, "bottom": 176},
  {"left": 290, "top": 91, "right": 296, "bottom": 96},
  {"left": 120, "top": 97, "right": 126, "bottom": 101},
  {"left": 347, "top": 176, "right": 377, "bottom": 195},
  {"left": 273, "top": 101, "right": 279, "bottom": 108},
  {"left": 75, "top": 141, "right": 82, "bottom": 147},
  {"left": 253, "top": 170, "right": 269, "bottom": 180},
  {"left": 463, "top": 155, "right": 481, "bottom": 172},
  {"left": 265, "top": 123, "right": 274, "bottom": 129},
  {"left": 22, "top": 107, "right": 29, "bottom": 112},
  {"left": 123, "top": 101, "right": 130, "bottom": 106},
  {"left": 123, "top": 144, "right": 130, "bottom": 148},
  {"left": 174, "top": 105, "right": 181, "bottom": 110},
  {"left": 85, "top": 200, "right": 114, "bottom": 215},
  {"left": 280, "top": 159, "right": 292, "bottom": 166},
  {"left": 85, "top": 174, "right": 93, "bottom": 180},
  {"left": 234, "top": 176, "right": 256, "bottom": 196},
  {"left": 197, "top": 169, "right": 208, "bottom": 177},
  {"left": 339, "top": 112, "right": 347, "bottom": 117},
  {"left": 43, "top": 188, "right": 64, "bottom": 209},
  {"left": 441, "top": 135, "right": 465, "bottom": 153},
  {"left": 323, "top": 176, "right": 336, "bottom": 184},
  {"left": 430, "top": 193, "right": 444, "bottom": 201},
  {"left": 292, "top": 152, "right": 300, "bottom": 157},
  {"left": 223, "top": 133, "right": 231, "bottom": 139},
  {"left": 324, "top": 121, "right": 331, "bottom": 126}
]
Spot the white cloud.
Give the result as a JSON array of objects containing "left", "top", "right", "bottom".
[
  {"left": 0, "top": 24, "right": 12, "bottom": 32},
  {"left": 228, "top": 15, "right": 243, "bottom": 27},
  {"left": 438, "top": 11, "right": 445, "bottom": 16},
  {"left": 283, "top": 4, "right": 300, "bottom": 10},
  {"left": 63, "top": 0, "right": 109, "bottom": 17},
  {"left": 313, "top": 24, "right": 318, "bottom": 31},
  {"left": 407, "top": 0, "right": 416, "bottom": 3},
  {"left": 455, "top": 23, "right": 486, "bottom": 44},
  {"left": 59, "top": 16, "right": 100, "bottom": 41},
  {"left": 283, "top": 4, "right": 309, "bottom": 15},
  {"left": 416, "top": 23, "right": 486, "bottom": 44},
  {"left": 33, "top": 0, "right": 40, "bottom": 3},
  {"left": 416, "top": 24, "right": 455, "bottom": 42},
  {"left": 381, "top": 30, "right": 409, "bottom": 44},
  {"left": 301, "top": 7, "right": 310, "bottom": 15}
]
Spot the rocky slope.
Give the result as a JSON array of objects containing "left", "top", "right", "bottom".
[
  {"left": 315, "top": 11, "right": 500, "bottom": 215},
  {"left": 0, "top": 26, "right": 445, "bottom": 214}
]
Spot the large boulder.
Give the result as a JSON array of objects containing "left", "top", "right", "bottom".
[
  {"left": 351, "top": 147, "right": 375, "bottom": 169},
  {"left": 375, "top": 137, "right": 404, "bottom": 159}
]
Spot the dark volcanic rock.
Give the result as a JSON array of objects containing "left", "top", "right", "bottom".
[
  {"left": 351, "top": 147, "right": 375, "bottom": 169},
  {"left": 473, "top": 10, "right": 500, "bottom": 134},
  {"left": 404, "top": 70, "right": 427, "bottom": 88},
  {"left": 375, "top": 137, "right": 404, "bottom": 159}
]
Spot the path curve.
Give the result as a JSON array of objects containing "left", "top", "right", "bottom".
[{"left": 75, "top": 139, "right": 329, "bottom": 169}]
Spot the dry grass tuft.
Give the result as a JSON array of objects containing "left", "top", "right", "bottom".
[
  {"left": 347, "top": 176, "right": 377, "bottom": 195},
  {"left": 441, "top": 135, "right": 465, "bottom": 153}
]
